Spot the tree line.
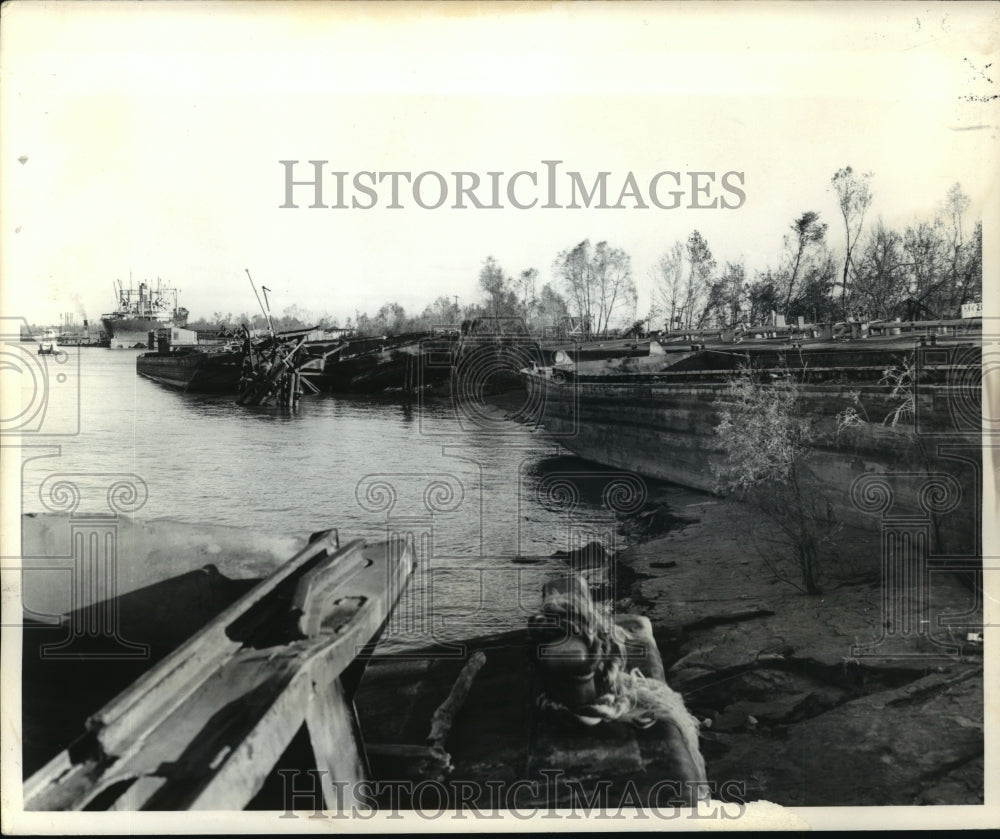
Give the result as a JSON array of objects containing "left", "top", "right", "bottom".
[
  {"left": 189, "top": 168, "right": 981, "bottom": 338},
  {"left": 655, "top": 172, "right": 981, "bottom": 331}
]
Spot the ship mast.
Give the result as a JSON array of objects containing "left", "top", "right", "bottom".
[{"left": 246, "top": 269, "right": 275, "bottom": 338}]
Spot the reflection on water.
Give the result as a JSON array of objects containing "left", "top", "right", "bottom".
[{"left": 21, "top": 349, "right": 658, "bottom": 651}]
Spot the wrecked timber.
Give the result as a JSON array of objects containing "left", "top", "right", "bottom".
[{"left": 21, "top": 516, "right": 708, "bottom": 811}]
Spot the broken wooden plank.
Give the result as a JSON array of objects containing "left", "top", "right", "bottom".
[
  {"left": 305, "top": 678, "right": 368, "bottom": 810},
  {"left": 24, "top": 532, "right": 415, "bottom": 812},
  {"left": 89, "top": 531, "right": 350, "bottom": 756},
  {"left": 292, "top": 543, "right": 371, "bottom": 637},
  {"left": 365, "top": 650, "right": 488, "bottom": 783}
]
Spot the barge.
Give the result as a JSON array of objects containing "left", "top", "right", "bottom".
[
  {"left": 136, "top": 345, "right": 244, "bottom": 393},
  {"left": 521, "top": 327, "right": 982, "bottom": 547},
  {"left": 136, "top": 326, "right": 330, "bottom": 405}
]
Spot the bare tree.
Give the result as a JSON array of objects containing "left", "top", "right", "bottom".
[
  {"left": 373, "top": 301, "right": 407, "bottom": 334},
  {"left": 830, "top": 166, "right": 873, "bottom": 315},
  {"left": 686, "top": 231, "right": 716, "bottom": 328},
  {"left": 554, "top": 241, "right": 593, "bottom": 335},
  {"left": 852, "top": 219, "right": 908, "bottom": 320},
  {"left": 591, "top": 242, "right": 636, "bottom": 334},
  {"left": 902, "top": 219, "right": 947, "bottom": 318},
  {"left": 478, "top": 256, "right": 520, "bottom": 320},
  {"left": 554, "top": 239, "right": 637, "bottom": 336},
  {"left": 418, "top": 296, "right": 463, "bottom": 328},
  {"left": 958, "top": 221, "right": 983, "bottom": 309},
  {"left": 720, "top": 261, "right": 748, "bottom": 327},
  {"left": 517, "top": 268, "right": 540, "bottom": 322},
  {"left": 747, "top": 272, "right": 780, "bottom": 326},
  {"left": 780, "top": 211, "right": 828, "bottom": 315},
  {"left": 654, "top": 241, "right": 685, "bottom": 330},
  {"left": 939, "top": 183, "right": 976, "bottom": 314},
  {"left": 533, "top": 282, "right": 571, "bottom": 333},
  {"left": 788, "top": 251, "right": 838, "bottom": 324}
]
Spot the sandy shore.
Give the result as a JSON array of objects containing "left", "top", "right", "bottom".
[{"left": 614, "top": 485, "right": 983, "bottom": 806}]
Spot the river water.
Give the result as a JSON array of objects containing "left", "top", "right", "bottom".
[{"left": 18, "top": 347, "right": 660, "bottom": 652}]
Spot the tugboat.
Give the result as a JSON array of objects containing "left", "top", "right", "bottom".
[{"left": 36, "top": 329, "right": 56, "bottom": 355}]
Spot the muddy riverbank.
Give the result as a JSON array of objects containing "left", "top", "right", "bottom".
[
  {"left": 612, "top": 486, "right": 983, "bottom": 806},
  {"left": 478, "top": 386, "right": 982, "bottom": 805},
  {"left": 351, "top": 481, "right": 982, "bottom": 810}
]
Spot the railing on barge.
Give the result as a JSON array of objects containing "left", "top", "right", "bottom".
[{"left": 656, "top": 316, "right": 982, "bottom": 347}]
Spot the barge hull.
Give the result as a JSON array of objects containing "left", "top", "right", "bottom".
[
  {"left": 136, "top": 352, "right": 242, "bottom": 394},
  {"left": 522, "top": 342, "right": 982, "bottom": 552}
]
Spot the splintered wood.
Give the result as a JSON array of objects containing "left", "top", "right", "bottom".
[{"left": 24, "top": 530, "right": 414, "bottom": 811}]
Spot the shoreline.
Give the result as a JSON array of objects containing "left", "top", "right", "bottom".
[
  {"left": 463, "top": 386, "right": 985, "bottom": 805},
  {"left": 17, "top": 473, "right": 984, "bottom": 806},
  {"left": 609, "top": 488, "right": 983, "bottom": 806},
  {"left": 353, "top": 481, "right": 983, "bottom": 807}
]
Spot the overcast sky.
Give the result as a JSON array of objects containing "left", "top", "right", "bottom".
[{"left": 2, "top": 1, "right": 998, "bottom": 327}]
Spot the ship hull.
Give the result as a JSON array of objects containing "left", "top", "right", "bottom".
[
  {"left": 537, "top": 338, "right": 651, "bottom": 365},
  {"left": 102, "top": 317, "right": 163, "bottom": 349},
  {"left": 136, "top": 350, "right": 243, "bottom": 393},
  {"left": 102, "top": 315, "right": 189, "bottom": 349},
  {"left": 317, "top": 335, "right": 454, "bottom": 393}
]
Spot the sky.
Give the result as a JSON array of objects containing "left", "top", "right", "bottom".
[{"left": 2, "top": 1, "right": 998, "bottom": 328}]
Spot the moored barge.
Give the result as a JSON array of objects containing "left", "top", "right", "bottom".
[{"left": 521, "top": 325, "right": 982, "bottom": 546}]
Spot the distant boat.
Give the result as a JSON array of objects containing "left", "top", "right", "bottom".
[
  {"left": 56, "top": 318, "right": 101, "bottom": 347},
  {"left": 101, "top": 279, "right": 189, "bottom": 349},
  {"left": 36, "top": 328, "right": 57, "bottom": 355}
]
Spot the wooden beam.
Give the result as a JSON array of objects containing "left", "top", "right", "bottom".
[{"left": 24, "top": 534, "right": 414, "bottom": 812}]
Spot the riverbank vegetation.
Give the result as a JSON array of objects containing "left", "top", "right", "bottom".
[{"left": 711, "top": 369, "right": 840, "bottom": 595}]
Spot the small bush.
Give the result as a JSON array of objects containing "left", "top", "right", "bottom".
[{"left": 712, "top": 366, "right": 840, "bottom": 595}]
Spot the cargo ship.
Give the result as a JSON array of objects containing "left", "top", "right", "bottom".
[{"left": 101, "top": 279, "right": 189, "bottom": 349}]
